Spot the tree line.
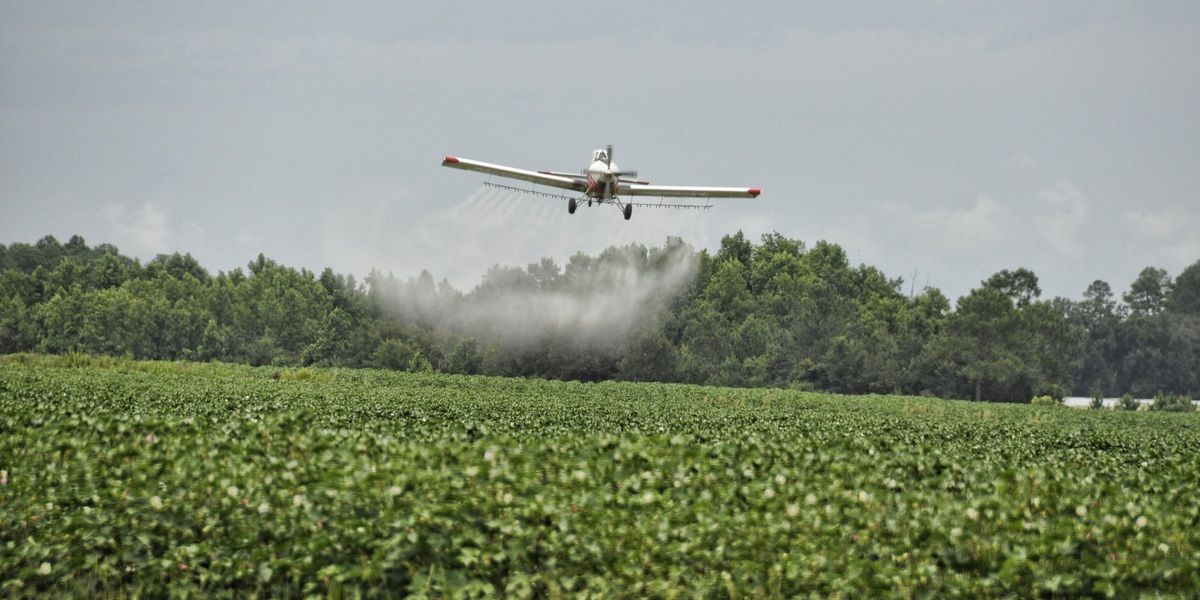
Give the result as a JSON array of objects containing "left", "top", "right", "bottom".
[{"left": 1, "top": 233, "right": 1197, "bottom": 402}]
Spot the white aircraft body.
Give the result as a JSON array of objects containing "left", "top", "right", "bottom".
[{"left": 441, "top": 145, "right": 760, "bottom": 220}]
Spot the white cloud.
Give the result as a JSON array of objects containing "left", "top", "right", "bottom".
[
  {"left": 1033, "top": 180, "right": 1089, "bottom": 255},
  {"left": 103, "top": 201, "right": 169, "bottom": 253},
  {"left": 1125, "top": 209, "right": 1200, "bottom": 266},
  {"left": 101, "top": 200, "right": 205, "bottom": 258},
  {"left": 916, "top": 195, "right": 1009, "bottom": 250}
]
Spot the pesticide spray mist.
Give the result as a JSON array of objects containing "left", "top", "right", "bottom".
[{"left": 373, "top": 186, "right": 708, "bottom": 369}]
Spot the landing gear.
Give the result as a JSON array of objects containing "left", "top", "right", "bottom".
[
  {"left": 623, "top": 203, "right": 632, "bottom": 220},
  {"left": 587, "top": 199, "right": 593, "bottom": 207},
  {"left": 568, "top": 198, "right": 577, "bottom": 214}
]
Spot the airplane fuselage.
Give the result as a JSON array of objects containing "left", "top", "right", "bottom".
[{"left": 584, "top": 158, "right": 620, "bottom": 199}]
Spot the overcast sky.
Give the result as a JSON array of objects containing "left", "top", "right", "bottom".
[{"left": 2, "top": 2, "right": 1198, "bottom": 300}]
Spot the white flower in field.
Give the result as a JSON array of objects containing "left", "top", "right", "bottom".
[
  {"left": 257, "top": 502, "right": 270, "bottom": 514},
  {"left": 484, "top": 447, "right": 499, "bottom": 463},
  {"left": 572, "top": 470, "right": 587, "bottom": 482},
  {"left": 774, "top": 474, "right": 786, "bottom": 486},
  {"left": 0, "top": 470, "right": 7, "bottom": 485},
  {"left": 39, "top": 562, "right": 51, "bottom": 575},
  {"left": 464, "top": 466, "right": 480, "bottom": 477},
  {"left": 742, "top": 467, "right": 754, "bottom": 478},
  {"left": 1135, "top": 515, "right": 1148, "bottom": 529},
  {"left": 857, "top": 490, "right": 872, "bottom": 503},
  {"left": 226, "top": 485, "right": 239, "bottom": 498},
  {"left": 1075, "top": 505, "right": 1087, "bottom": 517},
  {"left": 763, "top": 488, "right": 776, "bottom": 499},
  {"left": 966, "top": 507, "right": 979, "bottom": 521},
  {"left": 150, "top": 496, "right": 163, "bottom": 510},
  {"left": 501, "top": 492, "right": 513, "bottom": 505},
  {"left": 786, "top": 503, "right": 800, "bottom": 518},
  {"left": 804, "top": 493, "right": 817, "bottom": 506},
  {"left": 292, "top": 494, "right": 305, "bottom": 507},
  {"left": 641, "top": 492, "right": 655, "bottom": 505},
  {"left": 1158, "top": 543, "right": 1169, "bottom": 553},
  {"left": 950, "top": 527, "right": 963, "bottom": 538},
  {"left": 386, "top": 486, "right": 403, "bottom": 497}
]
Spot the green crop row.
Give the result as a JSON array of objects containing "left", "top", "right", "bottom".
[{"left": 1, "top": 359, "right": 1198, "bottom": 597}]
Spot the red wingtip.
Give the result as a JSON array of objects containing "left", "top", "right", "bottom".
[
  {"left": 442, "top": 155, "right": 459, "bottom": 165},
  {"left": 748, "top": 187, "right": 762, "bottom": 197}
]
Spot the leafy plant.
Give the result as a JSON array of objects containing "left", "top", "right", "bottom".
[
  {"left": 1152, "top": 391, "right": 1195, "bottom": 412},
  {"left": 1, "top": 358, "right": 1197, "bottom": 597},
  {"left": 1116, "top": 392, "right": 1140, "bottom": 411}
]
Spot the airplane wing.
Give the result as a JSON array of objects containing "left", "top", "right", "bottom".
[
  {"left": 442, "top": 156, "right": 586, "bottom": 192},
  {"left": 621, "top": 183, "right": 761, "bottom": 199}
]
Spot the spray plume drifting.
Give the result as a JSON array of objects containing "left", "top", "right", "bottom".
[
  {"left": 402, "top": 185, "right": 711, "bottom": 288},
  {"left": 369, "top": 187, "right": 706, "bottom": 375},
  {"left": 464, "top": 242, "right": 697, "bottom": 346}
]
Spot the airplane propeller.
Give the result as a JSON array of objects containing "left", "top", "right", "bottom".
[{"left": 606, "top": 144, "right": 638, "bottom": 179}]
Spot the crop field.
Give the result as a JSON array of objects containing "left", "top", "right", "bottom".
[{"left": 1, "top": 356, "right": 1198, "bottom": 597}]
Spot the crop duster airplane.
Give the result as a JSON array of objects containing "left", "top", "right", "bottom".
[{"left": 441, "top": 145, "right": 761, "bottom": 220}]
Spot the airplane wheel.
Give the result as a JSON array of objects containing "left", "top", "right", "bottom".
[
  {"left": 588, "top": 199, "right": 593, "bottom": 207},
  {"left": 568, "top": 198, "right": 577, "bottom": 214},
  {"left": 623, "top": 204, "right": 632, "bottom": 220}
]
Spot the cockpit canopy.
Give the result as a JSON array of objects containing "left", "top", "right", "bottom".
[{"left": 592, "top": 149, "right": 608, "bottom": 163}]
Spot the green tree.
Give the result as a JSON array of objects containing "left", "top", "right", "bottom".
[
  {"left": 198, "top": 318, "right": 232, "bottom": 361},
  {"left": 1124, "top": 267, "right": 1171, "bottom": 315},
  {"left": 87, "top": 253, "right": 131, "bottom": 290},
  {"left": 984, "top": 268, "right": 1041, "bottom": 308},
  {"left": 1073, "top": 280, "right": 1122, "bottom": 395},
  {"left": 303, "top": 308, "right": 353, "bottom": 366},
  {"left": 373, "top": 338, "right": 419, "bottom": 371},
  {"left": 1167, "top": 260, "right": 1200, "bottom": 315},
  {"left": 940, "top": 286, "right": 1025, "bottom": 401},
  {"left": 617, "top": 327, "right": 680, "bottom": 383},
  {"left": 147, "top": 253, "right": 209, "bottom": 283},
  {"left": 714, "top": 231, "right": 753, "bottom": 268},
  {"left": 447, "top": 338, "right": 483, "bottom": 375},
  {"left": 1116, "top": 393, "right": 1139, "bottom": 411},
  {"left": 1021, "top": 298, "right": 1084, "bottom": 399},
  {"left": 0, "top": 295, "right": 37, "bottom": 352}
]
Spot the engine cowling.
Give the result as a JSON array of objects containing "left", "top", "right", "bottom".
[{"left": 586, "top": 160, "right": 618, "bottom": 182}]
